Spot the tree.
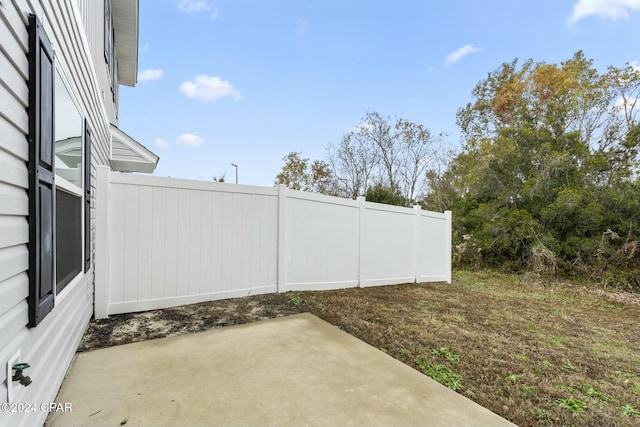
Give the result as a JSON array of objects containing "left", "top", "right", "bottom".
[
  {"left": 443, "top": 51, "right": 640, "bottom": 276},
  {"left": 328, "top": 117, "right": 380, "bottom": 199},
  {"left": 328, "top": 111, "right": 440, "bottom": 204},
  {"left": 275, "top": 152, "right": 308, "bottom": 191},
  {"left": 365, "top": 184, "right": 407, "bottom": 206},
  {"left": 274, "top": 152, "right": 337, "bottom": 195},
  {"left": 395, "top": 118, "right": 442, "bottom": 203}
]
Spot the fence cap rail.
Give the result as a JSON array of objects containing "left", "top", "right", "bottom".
[{"left": 108, "top": 172, "right": 279, "bottom": 197}]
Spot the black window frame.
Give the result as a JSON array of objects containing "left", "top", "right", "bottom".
[
  {"left": 84, "top": 120, "right": 92, "bottom": 273},
  {"left": 53, "top": 71, "right": 87, "bottom": 296}
]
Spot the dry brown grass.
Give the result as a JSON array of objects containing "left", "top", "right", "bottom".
[
  {"left": 297, "top": 271, "right": 640, "bottom": 426},
  {"left": 81, "top": 270, "right": 640, "bottom": 426}
]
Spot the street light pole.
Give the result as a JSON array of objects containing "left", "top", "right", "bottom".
[{"left": 230, "top": 163, "right": 238, "bottom": 184}]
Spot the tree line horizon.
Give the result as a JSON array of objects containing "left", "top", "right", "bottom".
[{"left": 273, "top": 51, "right": 639, "bottom": 288}]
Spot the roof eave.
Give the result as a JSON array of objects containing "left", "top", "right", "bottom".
[
  {"left": 110, "top": 124, "right": 159, "bottom": 173},
  {"left": 112, "top": 0, "right": 139, "bottom": 87},
  {"left": 110, "top": 159, "right": 158, "bottom": 174}
]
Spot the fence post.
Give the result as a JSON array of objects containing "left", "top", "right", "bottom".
[
  {"left": 357, "top": 196, "right": 366, "bottom": 287},
  {"left": 277, "top": 185, "right": 287, "bottom": 293},
  {"left": 413, "top": 204, "right": 422, "bottom": 283},
  {"left": 94, "top": 165, "right": 110, "bottom": 318},
  {"left": 444, "top": 210, "right": 452, "bottom": 284}
]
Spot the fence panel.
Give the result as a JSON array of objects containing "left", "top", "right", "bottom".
[
  {"left": 104, "top": 173, "right": 279, "bottom": 315},
  {"left": 96, "top": 169, "right": 451, "bottom": 317},
  {"left": 416, "top": 211, "right": 452, "bottom": 283},
  {"left": 283, "top": 191, "right": 360, "bottom": 291},
  {"left": 361, "top": 202, "right": 417, "bottom": 287}
]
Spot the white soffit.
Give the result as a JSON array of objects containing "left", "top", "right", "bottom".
[
  {"left": 109, "top": 124, "right": 159, "bottom": 173},
  {"left": 112, "top": 0, "right": 139, "bottom": 86}
]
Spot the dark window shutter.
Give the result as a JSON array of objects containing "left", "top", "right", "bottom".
[
  {"left": 28, "top": 14, "right": 56, "bottom": 327},
  {"left": 104, "top": 0, "right": 110, "bottom": 64},
  {"left": 84, "top": 121, "right": 91, "bottom": 272}
]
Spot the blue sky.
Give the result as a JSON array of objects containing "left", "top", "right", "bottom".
[{"left": 119, "top": 0, "right": 640, "bottom": 186}]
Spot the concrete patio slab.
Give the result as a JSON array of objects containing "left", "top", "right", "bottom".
[{"left": 46, "top": 313, "right": 516, "bottom": 427}]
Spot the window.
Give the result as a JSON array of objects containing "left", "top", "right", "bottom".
[
  {"left": 104, "top": 0, "right": 116, "bottom": 101},
  {"left": 54, "top": 73, "right": 85, "bottom": 294},
  {"left": 104, "top": 0, "right": 111, "bottom": 65}
]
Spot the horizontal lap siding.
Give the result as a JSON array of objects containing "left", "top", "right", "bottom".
[
  {"left": 0, "top": 1, "right": 32, "bottom": 414},
  {"left": 111, "top": 139, "right": 144, "bottom": 161},
  {"left": 0, "top": 1, "right": 112, "bottom": 426}
]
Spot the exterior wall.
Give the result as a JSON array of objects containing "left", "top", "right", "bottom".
[
  {"left": 75, "top": 0, "right": 118, "bottom": 125},
  {"left": 111, "top": 139, "right": 144, "bottom": 162},
  {"left": 0, "top": 1, "right": 112, "bottom": 426},
  {"left": 96, "top": 169, "right": 452, "bottom": 317}
]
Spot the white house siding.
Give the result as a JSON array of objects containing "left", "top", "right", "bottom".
[
  {"left": 111, "top": 138, "right": 145, "bottom": 162},
  {"left": 75, "top": 0, "right": 119, "bottom": 126},
  {"left": 0, "top": 1, "right": 113, "bottom": 426}
]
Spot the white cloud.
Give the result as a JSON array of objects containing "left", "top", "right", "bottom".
[
  {"left": 178, "top": 0, "right": 209, "bottom": 13},
  {"left": 631, "top": 61, "right": 640, "bottom": 72},
  {"left": 137, "top": 69, "right": 163, "bottom": 83},
  {"left": 615, "top": 95, "right": 638, "bottom": 110},
  {"left": 444, "top": 44, "right": 480, "bottom": 67},
  {"left": 352, "top": 122, "right": 375, "bottom": 135},
  {"left": 179, "top": 75, "right": 243, "bottom": 101},
  {"left": 568, "top": 0, "right": 640, "bottom": 24},
  {"left": 176, "top": 133, "right": 204, "bottom": 147},
  {"left": 154, "top": 138, "right": 169, "bottom": 149}
]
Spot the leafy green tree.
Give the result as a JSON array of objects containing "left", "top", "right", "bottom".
[
  {"left": 365, "top": 183, "right": 407, "bottom": 206},
  {"left": 275, "top": 152, "right": 337, "bottom": 195},
  {"left": 438, "top": 51, "right": 640, "bottom": 278}
]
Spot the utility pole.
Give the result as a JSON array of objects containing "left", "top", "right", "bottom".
[{"left": 230, "top": 163, "right": 238, "bottom": 184}]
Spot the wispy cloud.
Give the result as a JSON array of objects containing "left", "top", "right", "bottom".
[
  {"left": 178, "top": 0, "right": 209, "bottom": 13},
  {"left": 176, "top": 133, "right": 204, "bottom": 147},
  {"left": 352, "top": 122, "right": 375, "bottom": 135},
  {"left": 154, "top": 138, "right": 169, "bottom": 149},
  {"left": 444, "top": 44, "right": 480, "bottom": 67},
  {"left": 178, "top": 0, "right": 218, "bottom": 19},
  {"left": 137, "top": 69, "right": 163, "bottom": 83},
  {"left": 568, "top": 0, "right": 640, "bottom": 24},
  {"left": 179, "top": 75, "right": 243, "bottom": 101}
]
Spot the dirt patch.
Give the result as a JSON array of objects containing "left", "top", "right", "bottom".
[
  {"left": 78, "top": 271, "right": 640, "bottom": 427},
  {"left": 78, "top": 293, "right": 303, "bottom": 351}
]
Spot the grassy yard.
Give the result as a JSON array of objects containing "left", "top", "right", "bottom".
[
  {"left": 292, "top": 270, "right": 640, "bottom": 427},
  {"left": 82, "top": 270, "right": 640, "bottom": 426}
]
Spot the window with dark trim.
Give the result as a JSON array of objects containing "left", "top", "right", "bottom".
[
  {"left": 104, "top": 0, "right": 116, "bottom": 102},
  {"left": 28, "top": 14, "right": 56, "bottom": 327},
  {"left": 111, "top": 28, "right": 116, "bottom": 102},
  {"left": 54, "top": 72, "right": 84, "bottom": 295},
  {"left": 84, "top": 120, "right": 91, "bottom": 272},
  {"left": 104, "top": 0, "right": 111, "bottom": 64}
]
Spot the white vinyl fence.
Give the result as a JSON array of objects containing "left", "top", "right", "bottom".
[{"left": 95, "top": 166, "right": 451, "bottom": 318}]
